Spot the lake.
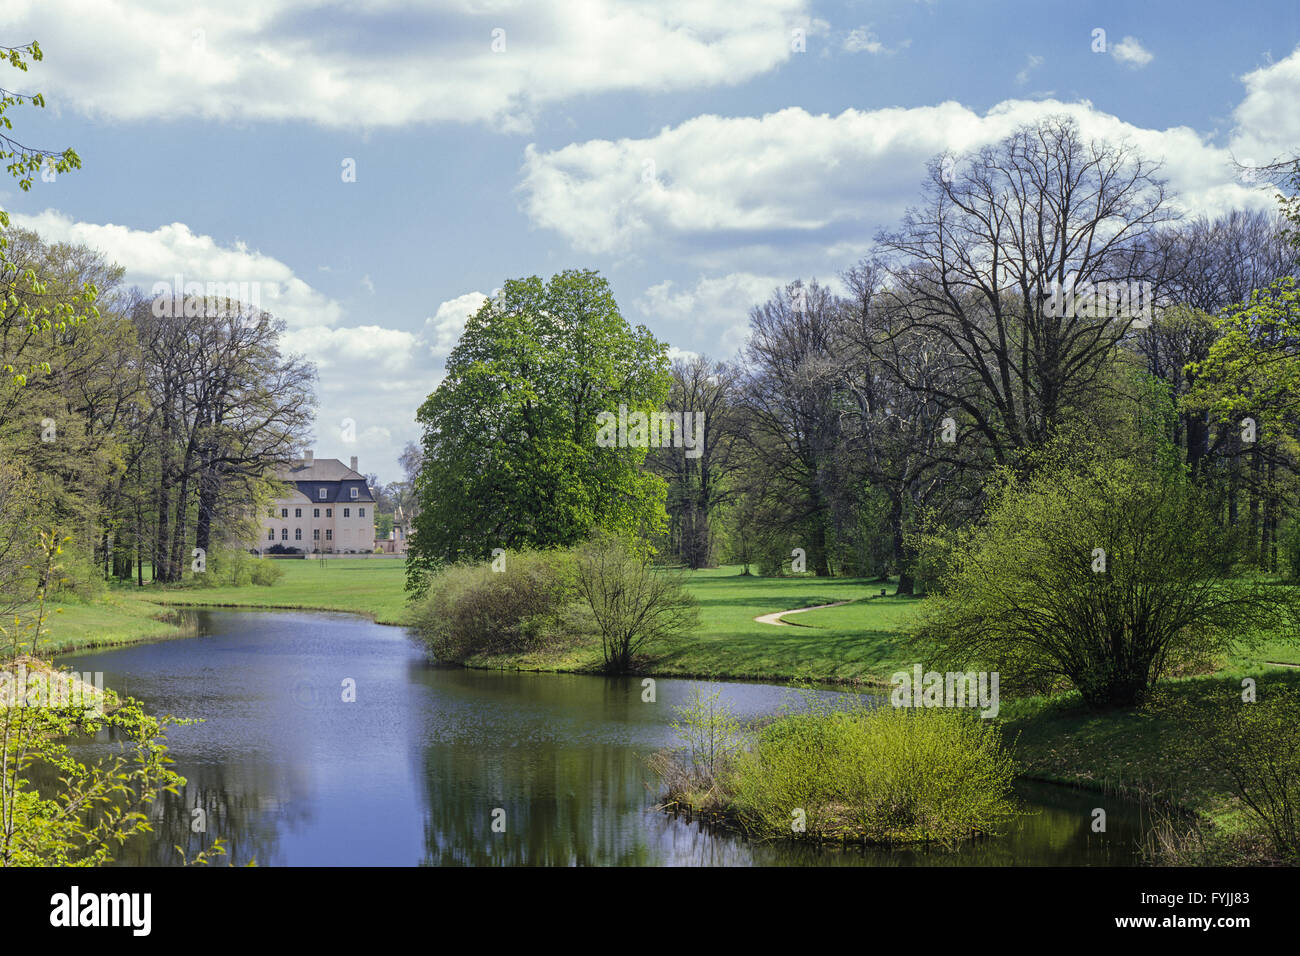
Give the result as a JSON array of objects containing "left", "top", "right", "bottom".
[{"left": 60, "top": 609, "right": 1151, "bottom": 866}]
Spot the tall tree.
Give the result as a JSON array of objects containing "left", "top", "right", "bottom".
[
  {"left": 646, "top": 355, "right": 742, "bottom": 568},
  {"left": 870, "top": 116, "right": 1174, "bottom": 468},
  {"left": 408, "top": 270, "right": 670, "bottom": 589}
]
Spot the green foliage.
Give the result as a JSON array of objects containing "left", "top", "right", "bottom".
[
  {"left": 1185, "top": 276, "right": 1300, "bottom": 453},
  {"left": 193, "top": 549, "right": 284, "bottom": 588},
  {"left": 731, "top": 700, "right": 1019, "bottom": 846},
  {"left": 912, "top": 443, "right": 1300, "bottom": 708},
  {"left": 1281, "top": 518, "right": 1300, "bottom": 583},
  {"left": 1, "top": 42, "right": 93, "bottom": 392},
  {"left": 672, "top": 687, "right": 744, "bottom": 784},
  {"left": 573, "top": 533, "right": 699, "bottom": 673},
  {"left": 409, "top": 549, "right": 581, "bottom": 664},
  {"left": 407, "top": 270, "right": 671, "bottom": 593},
  {"left": 1174, "top": 688, "right": 1300, "bottom": 861},
  {"left": 1, "top": 531, "right": 188, "bottom": 866}
]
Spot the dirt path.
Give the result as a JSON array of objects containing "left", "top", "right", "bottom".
[{"left": 753, "top": 601, "right": 851, "bottom": 626}]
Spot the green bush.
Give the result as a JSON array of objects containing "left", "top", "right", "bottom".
[
  {"left": 193, "top": 549, "right": 283, "bottom": 588},
  {"left": 1179, "top": 690, "right": 1300, "bottom": 862},
  {"left": 409, "top": 550, "right": 579, "bottom": 664},
  {"left": 731, "top": 702, "right": 1019, "bottom": 847},
  {"left": 912, "top": 447, "right": 1300, "bottom": 708}
]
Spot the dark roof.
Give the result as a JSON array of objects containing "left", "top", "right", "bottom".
[{"left": 278, "top": 458, "right": 374, "bottom": 503}]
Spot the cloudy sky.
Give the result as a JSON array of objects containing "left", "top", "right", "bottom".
[{"left": 2, "top": 0, "right": 1298, "bottom": 479}]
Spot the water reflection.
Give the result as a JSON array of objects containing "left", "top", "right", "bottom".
[{"left": 59, "top": 610, "right": 1148, "bottom": 866}]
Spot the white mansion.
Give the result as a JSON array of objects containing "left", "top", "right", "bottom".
[{"left": 258, "top": 451, "right": 376, "bottom": 554}]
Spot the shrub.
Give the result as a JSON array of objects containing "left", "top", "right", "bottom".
[
  {"left": 912, "top": 448, "right": 1300, "bottom": 708},
  {"left": 730, "top": 701, "right": 1019, "bottom": 847},
  {"left": 409, "top": 549, "right": 579, "bottom": 664},
  {"left": 573, "top": 533, "right": 699, "bottom": 673},
  {"left": 192, "top": 549, "right": 283, "bottom": 588},
  {"left": 647, "top": 687, "right": 746, "bottom": 811},
  {"left": 1178, "top": 690, "right": 1300, "bottom": 861}
]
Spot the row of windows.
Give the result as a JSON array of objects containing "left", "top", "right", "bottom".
[
  {"left": 277, "top": 507, "right": 366, "bottom": 518},
  {"left": 268, "top": 528, "right": 362, "bottom": 541},
  {"left": 317, "top": 487, "right": 361, "bottom": 501}
]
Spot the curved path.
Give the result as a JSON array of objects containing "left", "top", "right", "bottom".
[{"left": 754, "top": 600, "right": 850, "bottom": 626}]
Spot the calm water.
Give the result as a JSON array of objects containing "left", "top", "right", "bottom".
[{"left": 60, "top": 610, "right": 1151, "bottom": 866}]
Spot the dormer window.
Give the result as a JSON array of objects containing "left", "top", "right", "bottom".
[
  {"left": 319, "top": 488, "right": 327, "bottom": 500},
  {"left": 350, "top": 487, "right": 358, "bottom": 499}
]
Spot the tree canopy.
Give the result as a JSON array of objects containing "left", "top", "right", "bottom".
[{"left": 407, "top": 269, "right": 671, "bottom": 590}]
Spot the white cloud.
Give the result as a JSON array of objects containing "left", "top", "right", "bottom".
[
  {"left": 1231, "top": 47, "right": 1300, "bottom": 164},
  {"left": 520, "top": 98, "right": 1270, "bottom": 276},
  {"left": 423, "top": 291, "right": 489, "bottom": 358},
  {"left": 1111, "top": 36, "right": 1153, "bottom": 68},
  {"left": 843, "top": 28, "right": 884, "bottom": 54},
  {"left": 8, "top": 209, "right": 345, "bottom": 330},
  {"left": 1016, "top": 54, "right": 1044, "bottom": 85},
  {"left": 6, "top": 0, "right": 812, "bottom": 131},
  {"left": 638, "top": 272, "right": 785, "bottom": 358}
]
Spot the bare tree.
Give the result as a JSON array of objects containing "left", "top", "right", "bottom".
[{"left": 870, "top": 116, "right": 1176, "bottom": 467}]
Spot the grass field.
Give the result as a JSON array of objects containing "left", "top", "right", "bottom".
[
  {"left": 140, "top": 557, "right": 412, "bottom": 625},
  {"left": 468, "top": 566, "right": 923, "bottom": 683},
  {"left": 28, "top": 591, "right": 198, "bottom": 655}
]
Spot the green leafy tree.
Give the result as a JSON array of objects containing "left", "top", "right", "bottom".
[
  {"left": 1, "top": 41, "right": 94, "bottom": 393},
  {"left": 408, "top": 270, "right": 670, "bottom": 590},
  {"left": 912, "top": 443, "right": 1300, "bottom": 708}
]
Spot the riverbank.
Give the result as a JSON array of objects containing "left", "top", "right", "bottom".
[
  {"left": 35, "top": 559, "right": 1300, "bottom": 859},
  {"left": 49, "top": 561, "right": 922, "bottom": 684}
]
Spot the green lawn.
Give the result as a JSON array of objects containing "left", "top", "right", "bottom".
[
  {"left": 135, "top": 557, "right": 412, "bottom": 625},
  {"left": 468, "top": 566, "right": 924, "bottom": 683},
  {"left": 27, "top": 591, "right": 196, "bottom": 655},
  {"left": 44, "top": 559, "right": 922, "bottom": 683},
  {"left": 998, "top": 667, "right": 1300, "bottom": 833}
]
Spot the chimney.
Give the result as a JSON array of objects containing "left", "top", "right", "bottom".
[
  {"left": 350, "top": 455, "right": 358, "bottom": 473},
  {"left": 304, "top": 449, "right": 314, "bottom": 463}
]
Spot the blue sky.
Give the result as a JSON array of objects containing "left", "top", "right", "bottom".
[{"left": 2, "top": 0, "right": 1298, "bottom": 480}]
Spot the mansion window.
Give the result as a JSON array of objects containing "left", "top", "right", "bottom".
[
  {"left": 294, "top": 528, "right": 302, "bottom": 540},
  {"left": 267, "top": 529, "right": 274, "bottom": 541},
  {"left": 314, "top": 508, "right": 320, "bottom": 518},
  {"left": 325, "top": 530, "right": 332, "bottom": 541},
  {"left": 281, "top": 508, "right": 288, "bottom": 518},
  {"left": 313, "top": 529, "right": 320, "bottom": 540},
  {"left": 326, "top": 508, "right": 332, "bottom": 517},
  {"left": 343, "top": 508, "right": 350, "bottom": 518},
  {"left": 295, "top": 508, "right": 302, "bottom": 518},
  {"left": 280, "top": 528, "right": 288, "bottom": 540},
  {"left": 359, "top": 507, "right": 365, "bottom": 517}
]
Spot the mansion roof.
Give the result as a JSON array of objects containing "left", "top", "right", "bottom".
[{"left": 277, "top": 457, "right": 374, "bottom": 503}]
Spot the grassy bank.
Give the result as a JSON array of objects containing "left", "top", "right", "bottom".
[
  {"left": 31, "top": 591, "right": 199, "bottom": 655},
  {"left": 31, "top": 555, "right": 1300, "bottom": 856},
  {"left": 463, "top": 566, "right": 922, "bottom": 684},
  {"left": 142, "top": 557, "right": 412, "bottom": 625},
  {"left": 47, "top": 559, "right": 923, "bottom": 683}
]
